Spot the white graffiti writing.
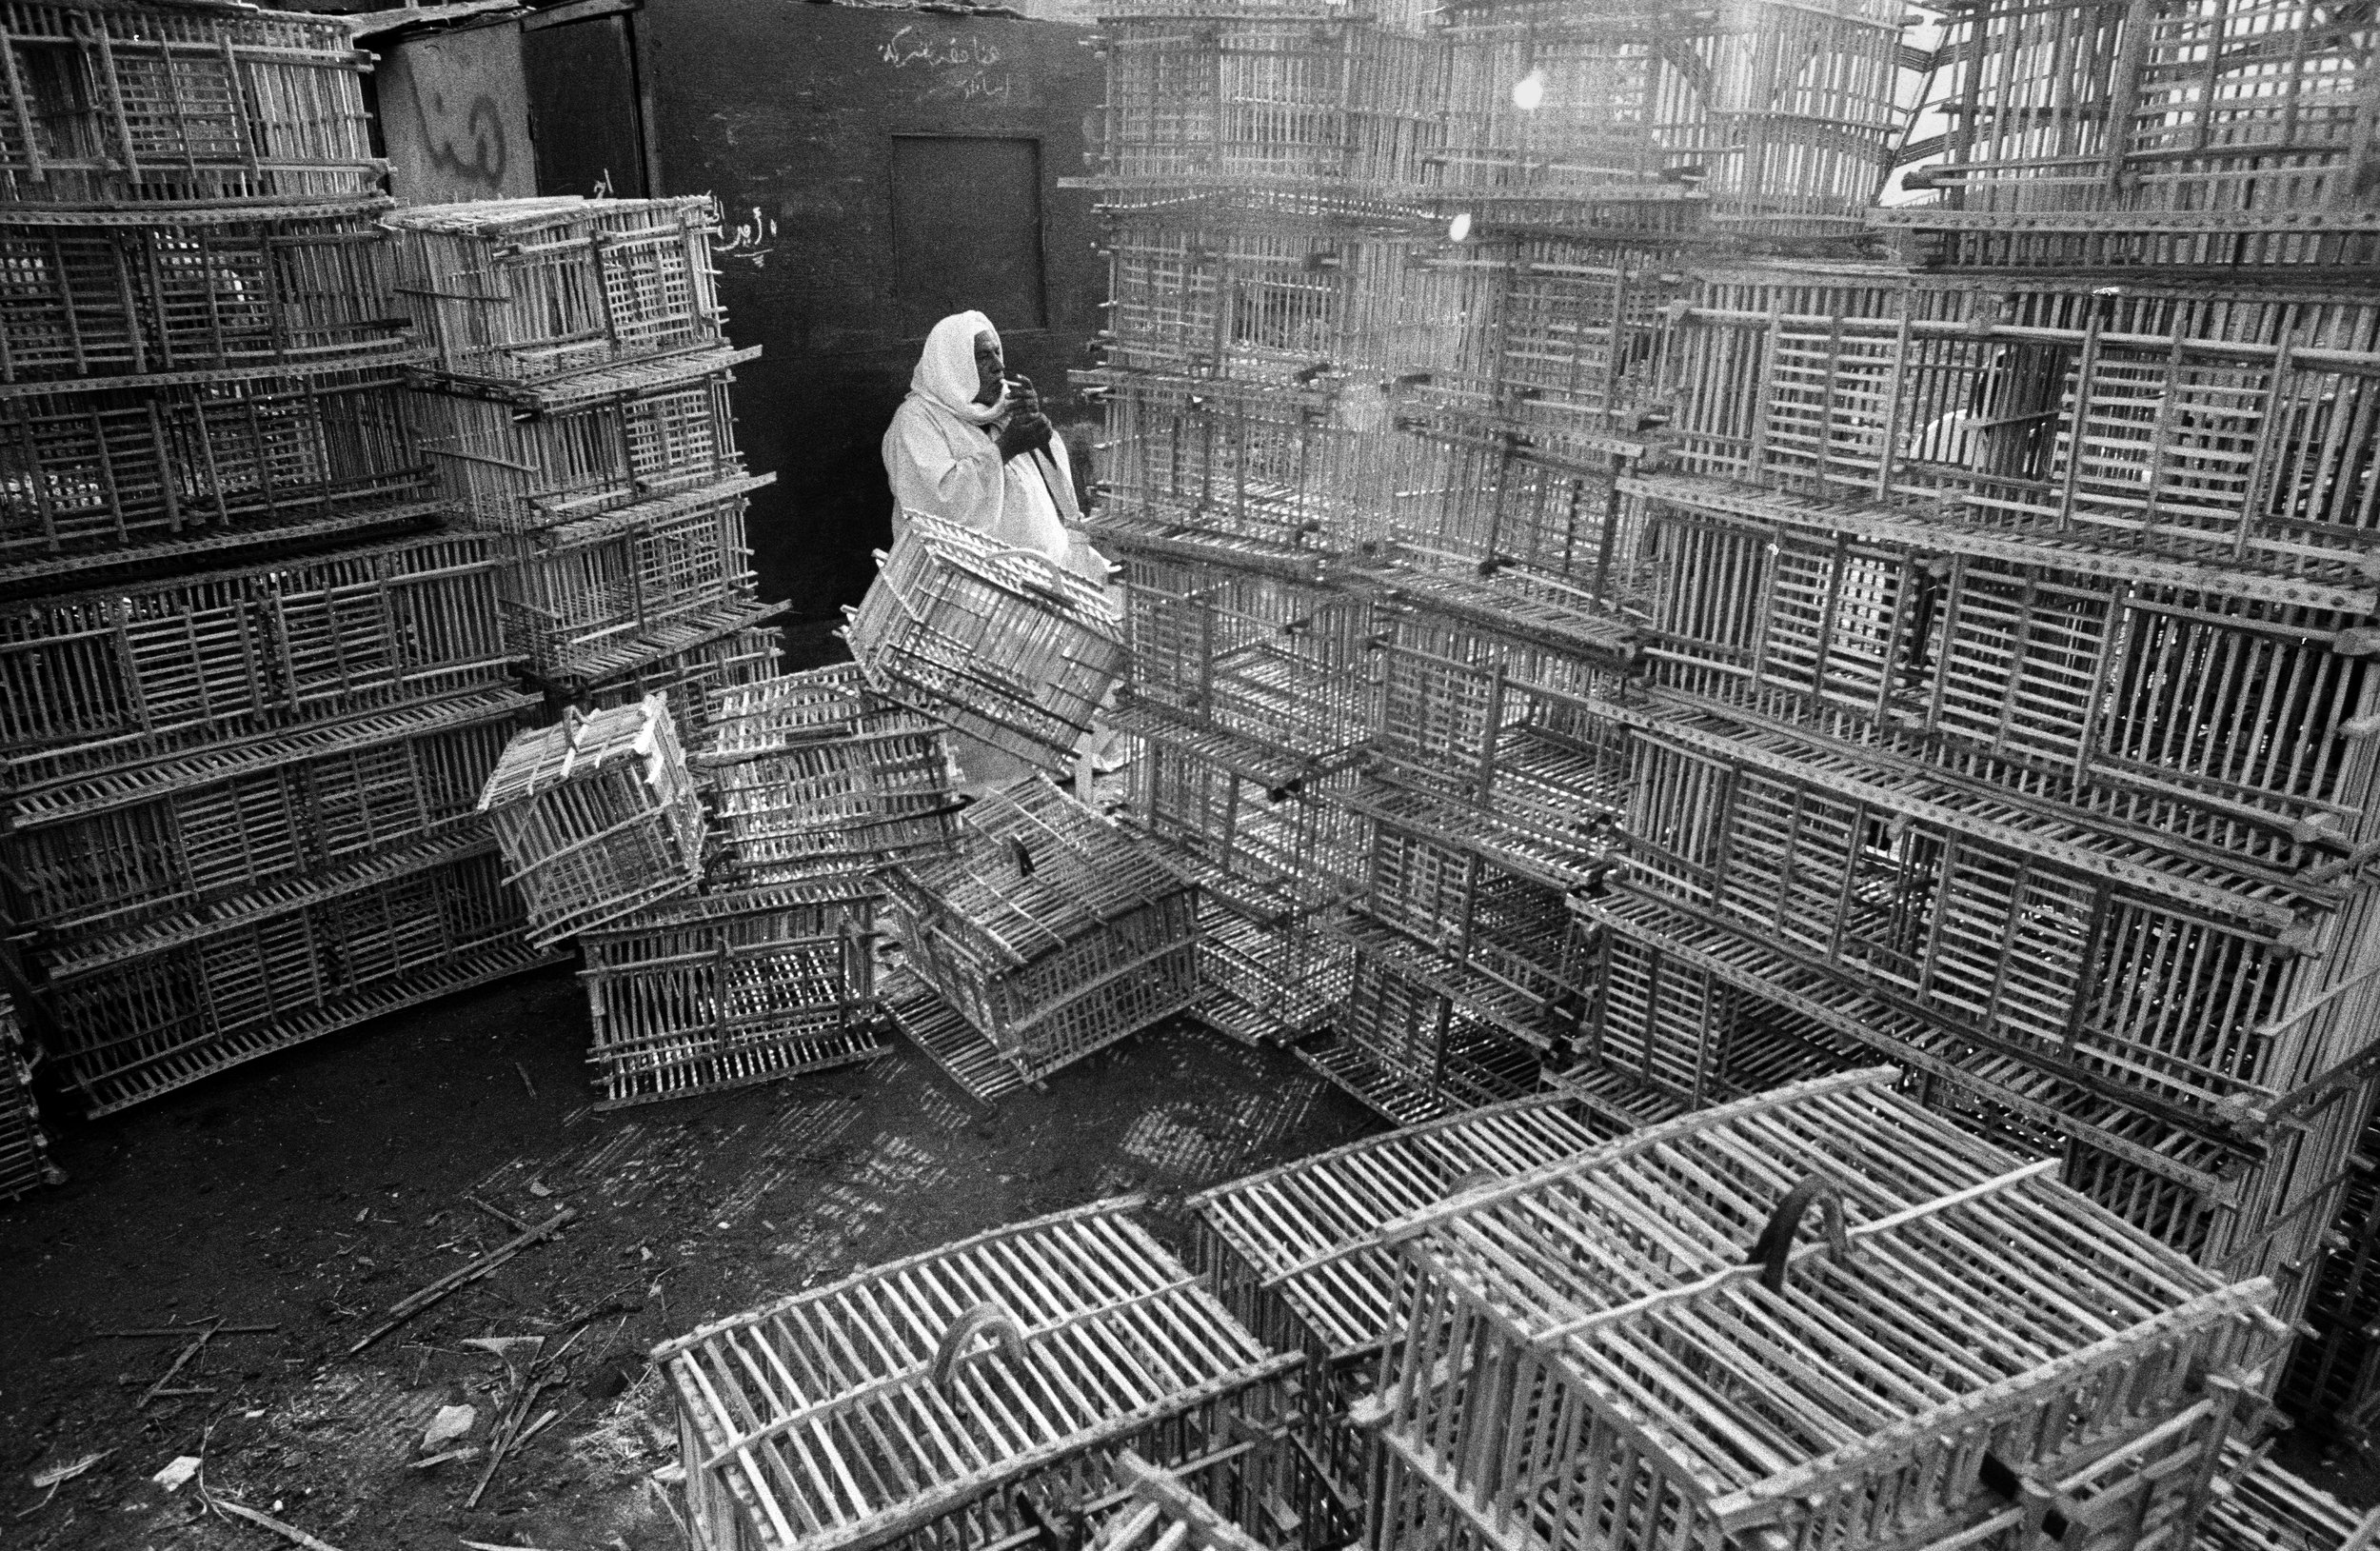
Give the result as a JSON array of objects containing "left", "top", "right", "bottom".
[
  {"left": 717, "top": 205, "right": 778, "bottom": 268},
  {"left": 880, "top": 25, "right": 1002, "bottom": 69}
]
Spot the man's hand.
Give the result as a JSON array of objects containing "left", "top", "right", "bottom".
[
  {"left": 1003, "top": 373, "right": 1041, "bottom": 418},
  {"left": 997, "top": 412, "right": 1053, "bottom": 461}
]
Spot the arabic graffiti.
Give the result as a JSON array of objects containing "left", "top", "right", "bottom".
[
  {"left": 717, "top": 206, "right": 778, "bottom": 268},
  {"left": 879, "top": 24, "right": 1015, "bottom": 102}
]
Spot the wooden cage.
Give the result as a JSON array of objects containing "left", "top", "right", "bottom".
[
  {"left": 0, "top": 530, "right": 511, "bottom": 793},
  {"left": 883, "top": 777, "right": 1203, "bottom": 1084},
  {"left": 845, "top": 511, "right": 1127, "bottom": 773},
  {"left": 1122, "top": 741, "right": 1369, "bottom": 920},
  {"left": 0, "top": 366, "right": 435, "bottom": 571},
  {"left": 697, "top": 663, "right": 962, "bottom": 884},
  {"left": 1190, "top": 1094, "right": 1627, "bottom": 1497},
  {"left": 1319, "top": 948, "right": 1552, "bottom": 1116},
  {"left": 0, "top": 0, "right": 381, "bottom": 207},
  {"left": 497, "top": 473, "right": 765, "bottom": 681},
  {"left": 384, "top": 195, "right": 724, "bottom": 388},
  {"left": 1359, "top": 1067, "right": 2291, "bottom": 1551},
  {"left": 1084, "top": 1451, "right": 1283, "bottom": 1551},
  {"left": 420, "top": 348, "right": 755, "bottom": 532},
  {"left": 0, "top": 207, "right": 407, "bottom": 390},
  {"left": 1632, "top": 498, "right": 2380, "bottom": 881},
  {"left": 579, "top": 874, "right": 886, "bottom": 1109},
  {"left": 2197, "top": 1438, "right": 2380, "bottom": 1551},
  {"left": 1196, "top": 906, "right": 1353, "bottom": 1046},
  {"left": 2277, "top": 1091, "right": 2380, "bottom": 1445},
  {"left": 475, "top": 692, "right": 707, "bottom": 946},
  {"left": 0, "top": 991, "right": 55, "bottom": 1203},
  {"left": 577, "top": 618, "right": 783, "bottom": 738},
  {"left": 1088, "top": 11, "right": 1439, "bottom": 199},
  {"left": 653, "top": 1197, "right": 1301, "bottom": 1551},
  {"left": 1888, "top": 0, "right": 2380, "bottom": 231},
  {"left": 1653, "top": 266, "right": 2380, "bottom": 588},
  {"left": 40, "top": 844, "right": 554, "bottom": 1116},
  {"left": 3, "top": 686, "right": 531, "bottom": 944}
]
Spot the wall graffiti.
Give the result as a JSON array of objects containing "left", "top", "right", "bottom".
[
  {"left": 381, "top": 30, "right": 536, "bottom": 205},
  {"left": 879, "top": 24, "right": 1016, "bottom": 103},
  {"left": 717, "top": 206, "right": 778, "bottom": 268},
  {"left": 417, "top": 87, "right": 509, "bottom": 188}
]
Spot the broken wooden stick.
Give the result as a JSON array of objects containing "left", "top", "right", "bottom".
[
  {"left": 210, "top": 1498, "right": 346, "bottom": 1551},
  {"left": 346, "top": 1207, "right": 577, "bottom": 1356},
  {"left": 140, "top": 1318, "right": 223, "bottom": 1409},
  {"left": 96, "top": 1323, "right": 278, "bottom": 1340}
]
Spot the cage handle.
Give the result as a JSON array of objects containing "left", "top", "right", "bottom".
[
  {"left": 1744, "top": 1177, "right": 1852, "bottom": 1293},
  {"left": 931, "top": 1303, "right": 1027, "bottom": 1391},
  {"left": 1007, "top": 836, "right": 1036, "bottom": 878}
]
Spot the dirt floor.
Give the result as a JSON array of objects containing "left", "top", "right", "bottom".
[{"left": 0, "top": 963, "right": 1382, "bottom": 1551}]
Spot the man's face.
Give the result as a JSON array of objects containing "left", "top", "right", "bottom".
[{"left": 972, "top": 332, "right": 1002, "bottom": 406}]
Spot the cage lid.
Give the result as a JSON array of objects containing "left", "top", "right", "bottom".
[
  {"left": 651, "top": 1197, "right": 1296, "bottom": 1551},
  {"left": 1373, "top": 1067, "right": 2278, "bottom": 1529}
]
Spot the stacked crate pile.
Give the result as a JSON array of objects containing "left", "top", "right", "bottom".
[
  {"left": 1558, "top": 0, "right": 2380, "bottom": 1342},
  {"left": 1067, "top": 0, "right": 1919, "bottom": 1121},
  {"left": 383, "top": 196, "right": 786, "bottom": 740},
  {"left": 0, "top": 0, "right": 560, "bottom": 1128}
]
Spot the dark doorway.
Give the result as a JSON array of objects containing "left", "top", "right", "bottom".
[
  {"left": 522, "top": 9, "right": 649, "bottom": 198},
  {"left": 889, "top": 136, "right": 1047, "bottom": 340}
]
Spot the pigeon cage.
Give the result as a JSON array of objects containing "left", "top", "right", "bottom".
[
  {"left": 0, "top": 530, "right": 511, "bottom": 794},
  {"left": 697, "top": 663, "right": 962, "bottom": 884},
  {"left": 419, "top": 344, "right": 758, "bottom": 532},
  {"left": 578, "top": 873, "right": 886, "bottom": 1109},
  {"left": 1357, "top": 1066, "right": 2292, "bottom": 1551},
  {"left": 883, "top": 778, "right": 1203, "bottom": 1084},
  {"left": 0, "top": 992, "right": 56, "bottom": 1203},
  {"left": 654, "top": 1198, "right": 1303, "bottom": 1551},
  {"left": 1084, "top": 1451, "right": 1287, "bottom": 1551},
  {"left": 475, "top": 692, "right": 706, "bottom": 946},
  {"left": 385, "top": 195, "right": 724, "bottom": 388},
  {"left": 1120, "top": 735, "right": 1370, "bottom": 918},
  {"left": 576, "top": 619, "right": 785, "bottom": 738},
  {"left": 2197, "top": 1439, "right": 2380, "bottom": 1551},
  {"left": 846, "top": 511, "right": 1126, "bottom": 773},
  {"left": 0, "top": 365, "right": 434, "bottom": 569},
  {"left": 0, "top": 208, "right": 408, "bottom": 390},
  {"left": 0, "top": 1, "right": 382, "bottom": 207},
  {"left": 495, "top": 471, "right": 767, "bottom": 682},
  {"left": 1189, "top": 1093, "right": 1620, "bottom": 1498},
  {"left": 1196, "top": 908, "right": 1354, "bottom": 1047},
  {"left": 2281, "top": 1094, "right": 2380, "bottom": 1445}
]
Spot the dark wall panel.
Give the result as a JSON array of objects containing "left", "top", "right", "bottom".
[
  {"left": 524, "top": 13, "right": 649, "bottom": 197},
  {"left": 641, "top": 3, "right": 1105, "bottom": 618}
]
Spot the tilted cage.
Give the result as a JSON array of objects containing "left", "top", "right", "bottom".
[
  {"left": 384, "top": 195, "right": 724, "bottom": 388},
  {"left": 1359, "top": 1067, "right": 2290, "bottom": 1551},
  {"left": 420, "top": 348, "right": 754, "bottom": 532},
  {"left": 579, "top": 873, "right": 886, "bottom": 1110},
  {"left": 0, "top": 207, "right": 407, "bottom": 389},
  {"left": 0, "top": 366, "right": 434, "bottom": 571},
  {"left": 0, "top": 530, "right": 511, "bottom": 793},
  {"left": 0, "top": 0, "right": 381, "bottom": 207},
  {"left": 653, "top": 1197, "right": 1301, "bottom": 1551},
  {"left": 39, "top": 844, "right": 552, "bottom": 1117},
  {"left": 697, "top": 663, "right": 962, "bottom": 884},
  {"left": 496, "top": 472, "right": 765, "bottom": 682},
  {"left": 845, "top": 510, "right": 1127, "bottom": 773},
  {"left": 577, "top": 618, "right": 784, "bottom": 737},
  {"left": 2, "top": 686, "right": 531, "bottom": 943},
  {"left": 475, "top": 691, "right": 706, "bottom": 947},
  {"left": 883, "top": 777, "right": 1203, "bottom": 1084}
]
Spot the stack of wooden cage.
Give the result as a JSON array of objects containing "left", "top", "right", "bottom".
[
  {"left": 0, "top": 4, "right": 572, "bottom": 1136},
  {"left": 883, "top": 776, "right": 1203, "bottom": 1098},
  {"left": 384, "top": 196, "right": 785, "bottom": 725},
  {"left": 1358, "top": 1068, "right": 2291, "bottom": 1551},
  {"left": 846, "top": 511, "right": 1127, "bottom": 775},
  {"left": 653, "top": 1198, "right": 1307, "bottom": 1551}
]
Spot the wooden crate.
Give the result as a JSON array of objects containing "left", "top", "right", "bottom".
[
  {"left": 579, "top": 874, "right": 886, "bottom": 1109},
  {"left": 1189, "top": 1094, "right": 1626, "bottom": 1498},
  {"left": 1197, "top": 906, "right": 1352, "bottom": 1045},
  {"left": 1320, "top": 948, "right": 1553, "bottom": 1115},
  {"left": 498, "top": 472, "right": 764, "bottom": 681},
  {"left": 1121, "top": 740, "right": 1371, "bottom": 918},
  {"left": 2277, "top": 1091, "right": 2380, "bottom": 1444},
  {"left": 1084, "top": 1450, "right": 1296, "bottom": 1551},
  {"left": 384, "top": 196, "right": 724, "bottom": 388},
  {"left": 578, "top": 618, "right": 783, "bottom": 739},
  {"left": 0, "top": 991, "right": 56, "bottom": 1203},
  {"left": 2197, "top": 1439, "right": 2380, "bottom": 1551},
  {"left": 697, "top": 664, "right": 962, "bottom": 883},
  {"left": 476, "top": 692, "right": 706, "bottom": 946},
  {"left": 1360, "top": 1067, "right": 2290, "bottom": 1551},
  {"left": 1087, "top": 13, "right": 1439, "bottom": 198},
  {"left": 40, "top": 844, "right": 556, "bottom": 1116},
  {"left": 0, "top": 367, "right": 435, "bottom": 572},
  {"left": 1887, "top": 0, "right": 2378, "bottom": 232},
  {"left": 846, "top": 511, "right": 1127, "bottom": 773},
  {"left": 0, "top": 530, "right": 512, "bottom": 793},
  {"left": 0, "top": 1, "right": 381, "bottom": 207},
  {"left": 419, "top": 347, "right": 755, "bottom": 532},
  {"left": 3, "top": 686, "right": 532, "bottom": 945},
  {"left": 883, "top": 777, "right": 1202, "bottom": 1084},
  {"left": 1635, "top": 501, "right": 2380, "bottom": 879},
  {"left": 653, "top": 1197, "right": 1300, "bottom": 1551},
  {"left": 1654, "top": 267, "right": 2380, "bottom": 588},
  {"left": 0, "top": 209, "right": 407, "bottom": 391},
  {"left": 1097, "top": 216, "right": 1481, "bottom": 384}
]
